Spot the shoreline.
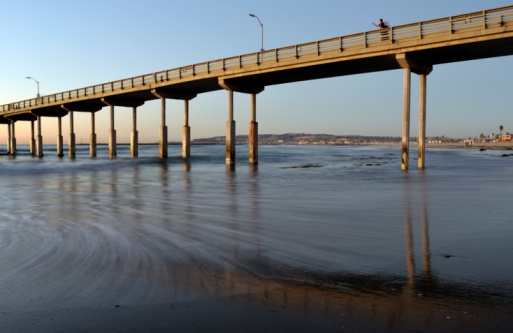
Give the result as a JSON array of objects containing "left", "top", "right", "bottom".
[
  {"left": 23, "top": 141, "right": 513, "bottom": 151},
  {"left": 366, "top": 141, "right": 513, "bottom": 150}
]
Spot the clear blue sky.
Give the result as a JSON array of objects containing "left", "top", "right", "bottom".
[{"left": 1, "top": 0, "right": 512, "bottom": 143}]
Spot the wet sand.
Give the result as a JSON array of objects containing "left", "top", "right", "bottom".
[{"left": 0, "top": 144, "right": 512, "bottom": 332}]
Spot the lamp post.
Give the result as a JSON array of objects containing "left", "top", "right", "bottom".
[
  {"left": 26, "top": 76, "right": 40, "bottom": 98},
  {"left": 249, "top": 13, "right": 264, "bottom": 52}
]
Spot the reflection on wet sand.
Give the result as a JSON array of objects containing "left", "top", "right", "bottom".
[{"left": 2, "top": 157, "right": 512, "bottom": 332}]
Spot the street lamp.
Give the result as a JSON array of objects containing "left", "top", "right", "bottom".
[
  {"left": 249, "top": 13, "right": 264, "bottom": 52},
  {"left": 26, "top": 76, "right": 40, "bottom": 98}
]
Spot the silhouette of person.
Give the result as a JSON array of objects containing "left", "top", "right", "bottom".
[
  {"left": 372, "top": 19, "right": 387, "bottom": 29},
  {"left": 372, "top": 19, "right": 389, "bottom": 41}
]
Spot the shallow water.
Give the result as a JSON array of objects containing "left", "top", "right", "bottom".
[{"left": 0, "top": 144, "right": 512, "bottom": 332}]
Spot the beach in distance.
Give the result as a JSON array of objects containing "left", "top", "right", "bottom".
[{"left": 0, "top": 143, "right": 512, "bottom": 332}]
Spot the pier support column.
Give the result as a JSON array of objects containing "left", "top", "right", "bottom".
[
  {"left": 36, "top": 116, "right": 43, "bottom": 158},
  {"left": 109, "top": 105, "right": 116, "bottom": 158},
  {"left": 402, "top": 67, "right": 411, "bottom": 170},
  {"left": 57, "top": 117, "right": 64, "bottom": 157},
  {"left": 131, "top": 107, "right": 138, "bottom": 158},
  {"left": 226, "top": 89, "right": 236, "bottom": 165},
  {"left": 249, "top": 93, "right": 258, "bottom": 164},
  {"left": 90, "top": 112, "right": 97, "bottom": 157},
  {"left": 7, "top": 123, "right": 11, "bottom": 155},
  {"left": 10, "top": 120, "right": 16, "bottom": 156},
  {"left": 182, "top": 100, "right": 190, "bottom": 159},
  {"left": 160, "top": 98, "right": 168, "bottom": 158},
  {"left": 396, "top": 53, "right": 432, "bottom": 170},
  {"left": 30, "top": 120, "right": 36, "bottom": 156},
  {"left": 418, "top": 74, "right": 427, "bottom": 169},
  {"left": 68, "top": 111, "right": 76, "bottom": 158},
  {"left": 219, "top": 78, "right": 264, "bottom": 166}
]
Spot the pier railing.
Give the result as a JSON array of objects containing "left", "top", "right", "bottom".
[{"left": 2, "top": 5, "right": 513, "bottom": 113}]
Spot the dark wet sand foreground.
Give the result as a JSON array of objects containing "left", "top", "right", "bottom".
[{"left": 0, "top": 144, "right": 512, "bottom": 332}]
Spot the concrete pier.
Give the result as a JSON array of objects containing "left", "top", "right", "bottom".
[
  {"left": 401, "top": 67, "right": 411, "bottom": 170},
  {"left": 219, "top": 79, "right": 264, "bottom": 165},
  {"left": 108, "top": 105, "right": 116, "bottom": 158},
  {"left": 1, "top": 5, "right": 508, "bottom": 167},
  {"left": 131, "top": 107, "right": 138, "bottom": 158},
  {"left": 160, "top": 97, "right": 168, "bottom": 158},
  {"left": 30, "top": 120, "right": 35, "bottom": 156},
  {"left": 418, "top": 74, "right": 427, "bottom": 169},
  {"left": 226, "top": 89, "right": 235, "bottom": 165},
  {"left": 57, "top": 117, "right": 64, "bottom": 157},
  {"left": 10, "top": 120, "right": 16, "bottom": 156},
  {"left": 36, "top": 116, "right": 43, "bottom": 158},
  {"left": 90, "top": 112, "right": 97, "bottom": 157},
  {"left": 150, "top": 92, "right": 168, "bottom": 159},
  {"left": 7, "top": 123, "right": 11, "bottom": 155},
  {"left": 68, "top": 111, "right": 76, "bottom": 158},
  {"left": 249, "top": 93, "right": 258, "bottom": 164},
  {"left": 182, "top": 100, "right": 190, "bottom": 159},
  {"left": 396, "top": 53, "right": 432, "bottom": 170}
]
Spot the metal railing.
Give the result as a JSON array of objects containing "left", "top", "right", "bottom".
[{"left": 2, "top": 5, "right": 513, "bottom": 113}]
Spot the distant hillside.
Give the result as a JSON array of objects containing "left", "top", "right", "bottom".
[{"left": 191, "top": 133, "right": 402, "bottom": 145}]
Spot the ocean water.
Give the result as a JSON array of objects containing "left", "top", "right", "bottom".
[{"left": 0, "top": 144, "right": 512, "bottom": 332}]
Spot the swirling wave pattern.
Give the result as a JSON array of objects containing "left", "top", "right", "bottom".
[{"left": 0, "top": 145, "right": 512, "bottom": 331}]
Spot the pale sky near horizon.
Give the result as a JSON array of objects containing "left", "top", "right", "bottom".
[{"left": 1, "top": 0, "right": 512, "bottom": 144}]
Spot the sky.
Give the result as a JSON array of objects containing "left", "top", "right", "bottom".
[{"left": 1, "top": 0, "right": 512, "bottom": 144}]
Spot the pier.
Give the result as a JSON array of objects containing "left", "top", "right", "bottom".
[{"left": 1, "top": 5, "right": 513, "bottom": 169}]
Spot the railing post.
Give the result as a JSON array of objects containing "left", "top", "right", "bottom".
[
  {"left": 483, "top": 11, "right": 486, "bottom": 29},
  {"left": 364, "top": 32, "right": 367, "bottom": 47}
]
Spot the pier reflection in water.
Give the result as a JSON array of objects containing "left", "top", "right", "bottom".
[{"left": 0, "top": 145, "right": 512, "bottom": 332}]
